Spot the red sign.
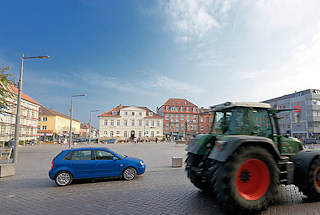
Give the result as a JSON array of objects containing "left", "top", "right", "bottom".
[{"left": 294, "top": 102, "right": 302, "bottom": 113}]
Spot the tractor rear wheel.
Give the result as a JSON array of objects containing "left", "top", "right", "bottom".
[
  {"left": 186, "top": 153, "right": 211, "bottom": 193},
  {"left": 300, "top": 157, "right": 320, "bottom": 201},
  {"left": 212, "top": 145, "right": 279, "bottom": 211}
]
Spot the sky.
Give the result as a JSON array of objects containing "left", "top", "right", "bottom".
[{"left": 1, "top": 0, "right": 320, "bottom": 128}]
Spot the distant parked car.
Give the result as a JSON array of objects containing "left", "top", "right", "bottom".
[{"left": 49, "top": 147, "right": 146, "bottom": 186}]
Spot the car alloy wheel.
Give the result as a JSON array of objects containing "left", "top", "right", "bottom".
[
  {"left": 123, "top": 167, "right": 137, "bottom": 181},
  {"left": 55, "top": 171, "right": 72, "bottom": 186}
]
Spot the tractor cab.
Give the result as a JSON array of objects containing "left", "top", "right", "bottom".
[{"left": 210, "top": 102, "right": 303, "bottom": 155}]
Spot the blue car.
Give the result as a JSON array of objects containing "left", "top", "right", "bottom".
[{"left": 49, "top": 147, "right": 146, "bottom": 186}]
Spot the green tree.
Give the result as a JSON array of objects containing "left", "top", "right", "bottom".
[{"left": 0, "top": 66, "right": 13, "bottom": 109}]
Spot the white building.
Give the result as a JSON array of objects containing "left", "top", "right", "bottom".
[
  {"left": 98, "top": 105, "right": 163, "bottom": 140},
  {"left": 0, "top": 84, "right": 41, "bottom": 145}
]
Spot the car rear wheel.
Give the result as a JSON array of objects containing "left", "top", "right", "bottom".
[
  {"left": 55, "top": 171, "right": 73, "bottom": 186},
  {"left": 122, "top": 167, "right": 137, "bottom": 181}
]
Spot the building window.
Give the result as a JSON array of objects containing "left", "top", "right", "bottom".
[
  {"left": 125, "top": 112, "right": 128, "bottom": 115},
  {"left": 139, "top": 112, "right": 142, "bottom": 116},
  {"left": 104, "top": 120, "right": 108, "bottom": 126},
  {"left": 156, "top": 131, "right": 159, "bottom": 134},
  {"left": 180, "top": 106, "right": 183, "bottom": 112},
  {"left": 124, "top": 131, "right": 127, "bottom": 137},
  {"left": 110, "top": 131, "right": 114, "bottom": 137},
  {"left": 176, "top": 124, "right": 179, "bottom": 130},
  {"left": 139, "top": 120, "right": 142, "bottom": 126},
  {"left": 187, "top": 115, "right": 190, "bottom": 121},
  {"left": 181, "top": 123, "right": 184, "bottom": 129},
  {"left": 157, "top": 121, "right": 160, "bottom": 126},
  {"left": 186, "top": 107, "right": 190, "bottom": 112},
  {"left": 124, "top": 120, "right": 127, "bottom": 126},
  {"left": 112, "top": 111, "right": 117, "bottom": 115},
  {"left": 42, "top": 117, "right": 47, "bottom": 121},
  {"left": 190, "top": 124, "right": 194, "bottom": 130},
  {"left": 181, "top": 115, "right": 184, "bottom": 120},
  {"left": 201, "top": 126, "right": 204, "bottom": 131},
  {"left": 117, "top": 120, "right": 120, "bottom": 126},
  {"left": 151, "top": 131, "right": 154, "bottom": 137},
  {"left": 193, "top": 107, "right": 196, "bottom": 112},
  {"left": 116, "top": 131, "right": 120, "bottom": 135},
  {"left": 171, "top": 114, "right": 174, "bottom": 121},
  {"left": 138, "top": 131, "right": 142, "bottom": 137},
  {"left": 165, "top": 114, "right": 169, "bottom": 120},
  {"left": 146, "top": 121, "right": 149, "bottom": 126},
  {"left": 201, "top": 117, "right": 204, "bottom": 122},
  {"left": 149, "top": 112, "right": 153, "bottom": 116},
  {"left": 171, "top": 107, "right": 174, "bottom": 111},
  {"left": 132, "top": 112, "right": 135, "bottom": 116},
  {"left": 166, "top": 124, "right": 169, "bottom": 129},
  {"left": 166, "top": 106, "right": 169, "bottom": 111},
  {"left": 42, "top": 125, "right": 47, "bottom": 130},
  {"left": 131, "top": 120, "right": 135, "bottom": 126},
  {"left": 111, "top": 120, "right": 114, "bottom": 126}
]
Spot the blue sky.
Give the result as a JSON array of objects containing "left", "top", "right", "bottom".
[{"left": 1, "top": 0, "right": 320, "bottom": 127}]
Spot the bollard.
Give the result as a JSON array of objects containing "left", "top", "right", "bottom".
[{"left": 172, "top": 157, "right": 183, "bottom": 168}]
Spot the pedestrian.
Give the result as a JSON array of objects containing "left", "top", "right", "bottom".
[{"left": 155, "top": 137, "right": 158, "bottom": 144}]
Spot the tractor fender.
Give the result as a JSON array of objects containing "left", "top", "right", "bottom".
[
  {"left": 291, "top": 150, "right": 320, "bottom": 186},
  {"left": 186, "top": 134, "right": 215, "bottom": 155},
  {"left": 208, "top": 135, "right": 281, "bottom": 162}
]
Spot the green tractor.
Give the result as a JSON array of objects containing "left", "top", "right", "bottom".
[{"left": 186, "top": 102, "right": 320, "bottom": 211}]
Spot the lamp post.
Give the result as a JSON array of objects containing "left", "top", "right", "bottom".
[
  {"left": 88, "top": 109, "right": 99, "bottom": 145},
  {"left": 13, "top": 54, "right": 49, "bottom": 164},
  {"left": 69, "top": 94, "right": 85, "bottom": 149}
]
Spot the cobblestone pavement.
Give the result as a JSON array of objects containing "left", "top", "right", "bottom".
[{"left": 1, "top": 143, "right": 320, "bottom": 215}]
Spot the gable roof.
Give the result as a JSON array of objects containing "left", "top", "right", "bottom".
[
  {"left": 163, "top": 98, "right": 197, "bottom": 107},
  {"left": 10, "top": 84, "right": 40, "bottom": 106},
  {"left": 98, "top": 104, "right": 162, "bottom": 119},
  {"left": 40, "top": 106, "right": 80, "bottom": 122}
]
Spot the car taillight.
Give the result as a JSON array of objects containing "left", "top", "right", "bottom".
[{"left": 51, "top": 160, "right": 54, "bottom": 169}]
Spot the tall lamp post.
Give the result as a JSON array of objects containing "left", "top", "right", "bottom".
[
  {"left": 69, "top": 94, "right": 85, "bottom": 149},
  {"left": 13, "top": 54, "right": 49, "bottom": 164},
  {"left": 88, "top": 109, "right": 99, "bottom": 145}
]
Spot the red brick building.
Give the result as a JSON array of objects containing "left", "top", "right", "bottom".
[
  {"left": 157, "top": 98, "right": 212, "bottom": 138},
  {"left": 198, "top": 108, "right": 214, "bottom": 134}
]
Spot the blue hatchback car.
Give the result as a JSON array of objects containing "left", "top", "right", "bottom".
[{"left": 49, "top": 147, "right": 146, "bottom": 186}]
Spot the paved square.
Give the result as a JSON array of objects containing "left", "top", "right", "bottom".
[{"left": 0, "top": 143, "right": 319, "bottom": 215}]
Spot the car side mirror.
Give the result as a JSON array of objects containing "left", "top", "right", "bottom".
[{"left": 112, "top": 157, "right": 118, "bottom": 161}]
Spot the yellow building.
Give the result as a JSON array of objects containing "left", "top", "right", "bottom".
[{"left": 39, "top": 106, "right": 81, "bottom": 142}]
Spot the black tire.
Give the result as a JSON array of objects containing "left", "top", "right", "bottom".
[
  {"left": 300, "top": 157, "right": 320, "bottom": 201},
  {"left": 122, "top": 167, "right": 137, "bottom": 181},
  {"left": 55, "top": 171, "right": 73, "bottom": 186},
  {"left": 212, "top": 145, "right": 279, "bottom": 211},
  {"left": 186, "top": 153, "right": 211, "bottom": 192}
]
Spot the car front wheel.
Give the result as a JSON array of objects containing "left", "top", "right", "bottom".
[
  {"left": 55, "top": 171, "right": 73, "bottom": 186},
  {"left": 122, "top": 167, "right": 137, "bottom": 181}
]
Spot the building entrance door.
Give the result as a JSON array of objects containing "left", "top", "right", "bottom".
[{"left": 130, "top": 130, "right": 135, "bottom": 139}]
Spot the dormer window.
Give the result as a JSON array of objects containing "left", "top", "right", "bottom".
[
  {"left": 112, "top": 111, "right": 117, "bottom": 115},
  {"left": 149, "top": 112, "right": 153, "bottom": 116}
]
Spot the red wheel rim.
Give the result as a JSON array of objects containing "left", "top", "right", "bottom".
[
  {"left": 236, "top": 158, "right": 270, "bottom": 200},
  {"left": 315, "top": 167, "right": 320, "bottom": 189}
]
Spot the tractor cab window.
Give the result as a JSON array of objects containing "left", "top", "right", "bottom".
[
  {"left": 251, "top": 109, "right": 273, "bottom": 138},
  {"left": 212, "top": 108, "right": 250, "bottom": 135}
]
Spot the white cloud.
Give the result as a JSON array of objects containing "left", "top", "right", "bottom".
[{"left": 161, "top": 0, "right": 236, "bottom": 41}]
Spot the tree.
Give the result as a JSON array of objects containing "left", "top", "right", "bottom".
[{"left": 0, "top": 66, "right": 13, "bottom": 109}]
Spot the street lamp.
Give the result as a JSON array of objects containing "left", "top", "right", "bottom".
[
  {"left": 13, "top": 54, "right": 50, "bottom": 164},
  {"left": 88, "top": 109, "right": 99, "bottom": 145},
  {"left": 69, "top": 94, "right": 85, "bottom": 149}
]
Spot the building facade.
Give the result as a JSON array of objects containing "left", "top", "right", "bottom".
[
  {"left": 0, "top": 84, "right": 40, "bottom": 144},
  {"left": 157, "top": 98, "right": 210, "bottom": 138},
  {"left": 39, "top": 106, "right": 81, "bottom": 142},
  {"left": 264, "top": 89, "right": 320, "bottom": 140},
  {"left": 98, "top": 105, "right": 163, "bottom": 141},
  {"left": 198, "top": 108, "right": 214, "bottom": 134}
]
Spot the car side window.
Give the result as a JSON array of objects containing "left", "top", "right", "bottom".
[
  {"left": 64, "top": 152, "right": 72, "bottom": 160},
  {"left": 94, "top": 150, "right": 114, "bottom": 160},
  {"left": 71, "top": 150, "right": 92, "bottom": 160}
]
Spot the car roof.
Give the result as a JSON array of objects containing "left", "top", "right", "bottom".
[
  {"left": 64, "top": 147, "right": 111, "bottom": 152},
  {"left": 210, "top": 102, "right": 271, "bottom": 112}
]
